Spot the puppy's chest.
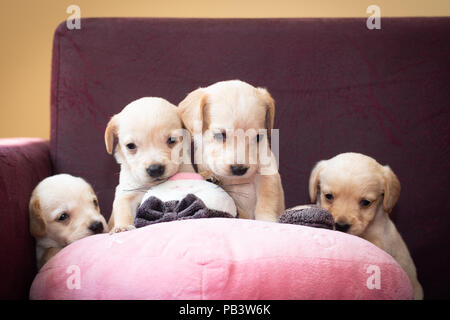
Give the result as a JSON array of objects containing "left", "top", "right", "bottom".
[{"left": 221, "top": 182, "right": 257, "bottom": 219}]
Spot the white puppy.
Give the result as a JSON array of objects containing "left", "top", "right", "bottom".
[
  {"left": 178, "top": 80, "right": 285, "bottom": 221},
  {"left": 309, "top": 152, "right": 423, "bottom": 299},
  {"left": 29, "top": 174, "right": 108, "bottom": 269},
  {"left": 105, "top": 97, "right": 192, "bottom": 233}
]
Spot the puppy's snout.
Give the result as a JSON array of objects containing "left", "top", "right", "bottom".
[
  {"left": 146, "top": 164, "right": 165, "bottom": 178},
  {"left": 230, "top": 165, "right": 249, "bottom": 176},
  {"left": 88, "top": 221, "right": 104, "bottom": 234},
  {"left": 335, "top": 221, "right": 351, "bottom": 233}
]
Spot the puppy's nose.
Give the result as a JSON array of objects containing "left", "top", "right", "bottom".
[
  {"left": 335, "top": 222, "right": 351, "bottom": 233},
  {"left": 230, "top": 165, "right": 249, "bottom": 176},
  {"left": 146, "top": 164, "right": 165, "bottom": 177},
  {"left": 88, "top": 221, "right": 104, "bottom": 234}
]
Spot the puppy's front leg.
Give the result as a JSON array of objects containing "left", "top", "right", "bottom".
[
  {"left": 108, "top": 191, "right": 138, "bottom": 233},
  {"left": 254, "top": 173, "right": 285, "bottom": 222},
  {"left": 236, "top": 205, "right": 252, "bottom": 219}
]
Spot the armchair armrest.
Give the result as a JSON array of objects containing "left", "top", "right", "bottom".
[{"left": 0, "top": 138, "right": 52, "bottom": 299}]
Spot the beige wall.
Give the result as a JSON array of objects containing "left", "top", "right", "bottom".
[{"left": 1, "top": 0, "right": 449, "bottom": 139}]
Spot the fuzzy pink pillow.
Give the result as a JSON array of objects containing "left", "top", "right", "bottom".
[{"left": 30, "top": 219, "right": 413, "bottom": 299}]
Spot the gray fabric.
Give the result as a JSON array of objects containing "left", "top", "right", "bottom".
[
  {"left": 135, "top": 193, "right": 235, "bottom": 228},
  {"left": 278, "top": 206, "right": 335, "bottom": 230}
]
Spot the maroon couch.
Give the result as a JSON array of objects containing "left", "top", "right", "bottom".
[{"left": 0, "top": 18, "right": 449, "bottom": 299}]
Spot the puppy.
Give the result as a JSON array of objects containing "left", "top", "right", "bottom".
[
  {"left": 309, "top": 152, "right": 423, "bottom": 299},
  {"left": 178, "top": 80, "right": 285, "bottom": 221},
  {"left": 29, "top": 174, "right": 108, "bottom": 270},
  {"left": 105, "top": 97, "right": 191, "bottom": 233}
]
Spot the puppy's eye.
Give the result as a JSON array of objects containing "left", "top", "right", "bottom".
[
  {"left": 325, "top": 193, "right": 334, "bottom": 201},
  {"left": 167, "top": 137, "right": 177, "bottom": 145},
  {"left": 93, "top": 199, "right": 98, "bottom": 207},
  {"left": 214, "top": 132, "right": 226, "bottom": 142},
  {"left": 58, "top": 213, "right": 69, "bottom": 222},
  {"left": 256, "top": 134, "right": 264, "bottom": 143},
  {"left": 126, "top": 143, "right": 136, "bottom": 150},
  {"left": 360, "top": 199, "right": 371, "bottom": 207}
]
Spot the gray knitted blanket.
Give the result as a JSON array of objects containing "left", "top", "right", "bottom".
[{"left": 135, "top": 193, "right": 235, "bottom": 228}]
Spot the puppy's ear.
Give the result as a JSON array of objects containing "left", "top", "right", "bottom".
[
  {"left": 257, "top": 88, "right": 275, "bottom": 142},
  {"left": 178, "top": 88, "right": 208, "bottom": 134},
  {"left": 382, "top": 165, "right": 401, "bottom": 213},
  {"left": 29, "top": 196, "right": 47, "bottom": 238},
  {"left": 309, "top": 160, "right": 326, "bottom": 203},
  {"left": 105, "top": 115, "right": 118, "bottom": 155}
]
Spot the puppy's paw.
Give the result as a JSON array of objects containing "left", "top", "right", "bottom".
[
  {"left": 109, "top": 225, "right": 136, "bottom": 234},
  {"left": 200, "top": 170, "right": 221, "bottom": 185}
]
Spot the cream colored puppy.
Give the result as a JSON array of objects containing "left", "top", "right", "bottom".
[
  {"left": 105, "top": 97, "right": 191, "bottom": 233},
  {"left": 309, "top": 152, "right": 423, "bottom": 299},
  {"left": 178, "top": 80, "right": 285, "bottom": 221},
  {"left": 29, "top": 174, "right": 108, "bottom": 270}
]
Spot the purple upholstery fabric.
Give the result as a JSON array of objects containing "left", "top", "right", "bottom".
[
  {"left": 0, "top": 138, "right": 52, "bottom": 299},
  {"left": 49, "top": 18, "right": 450, "bottom": 298}
]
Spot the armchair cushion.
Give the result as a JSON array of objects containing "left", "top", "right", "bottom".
[{"left": 30, "top": 219, "right": 413, "bottom": 300}]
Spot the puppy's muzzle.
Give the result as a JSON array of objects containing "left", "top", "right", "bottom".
[
  {"left": 88, "top": 221, "right": 104, "bottom": 234},
  {"left": 335, "top": 222, "right": 351, "bottom": 233},
  {"left": 230, "top": 165, "right": 248, "bottom": 176},
  {"left": 146, "top": 164, "right": 165, "bottom": 178}
]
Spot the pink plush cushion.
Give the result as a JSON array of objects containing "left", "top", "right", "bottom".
[{"left": 29, "top": 219, "right": 413, "bottom": 300}]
